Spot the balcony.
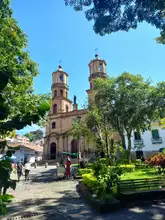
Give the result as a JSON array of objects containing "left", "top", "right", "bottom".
[
  {"left": 152, "top": 137, "right": 162, "bottom": 144},
  {"left": 134, "top": 139, "right": 144, "bottom": 146}
]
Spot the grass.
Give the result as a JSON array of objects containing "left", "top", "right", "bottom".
[
  {"left": 120, "top": 168, "right": 165, "bottom": 192},
  {"left": 121, "top": 168, "right": 163, "bottom": 180},
  {"left": 71, "top": 164, "right": 78, "bottom": 167}
]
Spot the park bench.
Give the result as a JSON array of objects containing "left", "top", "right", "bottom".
[{"left": 117, "top": 177, "right": 165, "bottom": 201}]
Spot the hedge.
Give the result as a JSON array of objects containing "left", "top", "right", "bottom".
[
  {"left": 109, "top": 164, "right": 135, "bottom": 173},
  {"left": 77, "top": 168, "right": 93, "bottom": 176}
]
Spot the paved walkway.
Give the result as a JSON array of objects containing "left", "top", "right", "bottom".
[{"left": 2, "top": 167, "right": 165, "bottom": 220}]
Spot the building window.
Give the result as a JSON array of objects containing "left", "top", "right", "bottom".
[
  {"left": 151, "top": 129, "right": 162, "bottom": 144},
  {"left": 60, "top": 90, "right": 63, "bottom": 97},
  {"left": 99, "top": 63, "right": 103, "bottom": 72},
  {"left": 134, "top": 132, "right": 141, "bottom": 140},
  {"left": 152, "top": 129, "right": 159, "bottom": 139},
  {"left": 52, "top": 122, "right": 56, "bottom": 129},
  {"left": 66, "top": 105, "right": 68, "bottom": 112},
  {"left": 53, "top": 104, "right": 57, "bottom": 114},
  {"left": 54, "top": 90, "right": 57, "bottom": 98},
  {"left": 60, "top": 74, "right": 64, "bottom": 81},
  {"left": 66, "top": 91, "right": 68, "bottom": 98}
]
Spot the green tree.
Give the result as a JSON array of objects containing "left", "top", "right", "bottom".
[
  {"left": 65, "top": 0, "right": 165, "bottom": 44},
  {"left": 0, "top": 0, "right": 50, "bottom": 139},
  {"left": 0, "top": 1, "right": 50, "bottom": 214},
  {"left": 25, "top": 129, "right": 44, "bottom": 142},
  {"left": 72, "top": 104, "right": 118, "bottom": 162},
  {"left": 94, "top": 73, "right": 165, "bottom": 160}
]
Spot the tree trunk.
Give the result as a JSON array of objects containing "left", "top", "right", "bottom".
[
  {"left": 120, "top": 133, "right": 126, "bottom": 150},
  {"left": 110, "top": 139, "right": 115, "bottom": 165},
  {"left": 105, "top": 133, "right": 109, "bottom": 157},
  {"left": 127, "top": 136, "right": 131, "bottom": 163}
]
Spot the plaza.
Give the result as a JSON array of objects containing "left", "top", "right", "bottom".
[{"left": 3, "top": 166, "right": 165, "bottom": 220}]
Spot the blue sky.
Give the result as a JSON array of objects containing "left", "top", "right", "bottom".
[{"left": 11, "top": 0, "right": 165, "bottom": 135}]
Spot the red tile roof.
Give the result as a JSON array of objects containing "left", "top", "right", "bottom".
[{"left": 0, "top": 140, "right": 43, "bottom": 152}]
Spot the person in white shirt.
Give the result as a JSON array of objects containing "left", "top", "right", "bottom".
[{"left": 24, "top": 162, "right": 31, "bottom": 181}]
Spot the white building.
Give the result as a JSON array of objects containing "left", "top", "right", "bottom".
[
  {"left": 7, "top": 142, "right": 43, "bottom": 164},
  {"left": 126, "top": 122, "right": 165, "bottom": 159}
]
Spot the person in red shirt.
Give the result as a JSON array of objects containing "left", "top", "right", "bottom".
[{"left": 65, "top": 157, "right": 71, "bottom": 178}]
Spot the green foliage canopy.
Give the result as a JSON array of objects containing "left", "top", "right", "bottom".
[
  {"left": 94, "top": 72, "right": 165, "bottom": 159},
  {"left": 65, "top": 0, "right": 165, "bottom": 44},
  {"left": 25, "top": 129, "right": 44, "bottom": 142},
  {"left": 0, "top": 0, "right": 50, "bottom": 136}
]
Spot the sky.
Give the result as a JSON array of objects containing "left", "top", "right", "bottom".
[{"left": 11, "top": 0, "right": 165, "bottom": 135}]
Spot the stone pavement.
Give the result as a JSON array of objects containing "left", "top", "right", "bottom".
[{"left": 2, "top": 166, "right": 165, "bottom": 220}]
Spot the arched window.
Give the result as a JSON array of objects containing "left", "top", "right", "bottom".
[
  {"left": 66, "top": 105, "right": 68, "bottom": 112},
  {"left": 66, "top": 91, "right": 68, "bottom": 98},
  {"left": 53, "top": 104, "right": 57, "bottom": 114},
  {"left": 54, "top": 90, "right": 57, "bottom": 98},
  {"left": 60, "top": 74, "right": 64, "bottom": 81},
  {"left": 60, "top": 90, "right": 63, "bottom": 97},
  {"left": 52, "top": 122, "right": 56, "bottom": 129},
  {"left": 99, "top": 63, "right": 103, "bottom": 72}
]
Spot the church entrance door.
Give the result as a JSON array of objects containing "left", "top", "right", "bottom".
[
  {"left": 71, "top": 140, "right": 78, "bottom": 158},
  {"left": 50, "top": 142, "right": 56, "bottom": 159}
]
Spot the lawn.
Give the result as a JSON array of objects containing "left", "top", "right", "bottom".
[{"left": 121, "top": 168, "right": 164, "bottom": 180}]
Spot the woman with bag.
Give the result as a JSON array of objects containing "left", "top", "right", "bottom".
[{"left": 17, "top": 162, "right": 23, "bottom": 182}]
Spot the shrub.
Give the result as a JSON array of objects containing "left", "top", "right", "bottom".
[
  {"left": 119, "top": 164, "right": 135, "bottom": 173},
  {"left": 0, "top": 158, "right": 17, "bottom": 195},
  {"left": 135, "top": 164, "right": 149, "bottom": 169},
  {"left": 148, "top": 153, "right": 165, "bottom": 173},
  {"left": 82, "top": 173, "right": 106, "bottom": 195},
  {"left": 98, "top": 158, "right": 109, "bottom": 165},
  {"left": 99, "top": 192, "right": 117, "bottom": 202},
  {"left": 84, "top": 160, "right": 123, "bottom": 196},
  {"left": 135, "top": 159, "right": 142, "bottom": 165},
  {"left": 0, "top": 194, "right": 14, "bottom": 216},
  {"left": 77, "top": 168, "right": 93, "bottom": 176}
]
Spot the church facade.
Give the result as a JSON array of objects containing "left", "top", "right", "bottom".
[{"left": 43, "top": 54, "right": 107, "bottom": 160}]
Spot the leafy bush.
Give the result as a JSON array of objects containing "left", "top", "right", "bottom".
[
  {"left": 135, "top": 164, "right": 149, "bottom": 169},
  {"left": 148, "top": 153, "right": 165, "bottom": 173},
  {"left": 82, "top": 160, "right": 123, "bottom": 197},
  {"left": 98, "top": 158, "right": 109, "bottom": 165},
  {"left": 118, "top": 164, "right": 135, "bottom": 173},
  {"left": 0, "top": 194, "right": 14, "bottom": 216},
  {"left": 82, "top": 173, "right": 107, "bottom": 196},
  {"left": 77, "top": 168, "right": 93, "bottom": 176},
  {"left": 99, "top": 192, "right": 118, "bottom": 202},
  {"left": 135, "top": 159, "right": 142, "bottom": 165},
  {"left": 0, "top": 158, "right": 17, "bottom": 195}
]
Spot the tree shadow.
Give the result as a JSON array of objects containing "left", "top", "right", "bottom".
[
  {"left": 4, "top": 186, "right": 165, "bottom": 220},
  {"left": 30, "top": 168, "right": 65, "bottom": 183}
]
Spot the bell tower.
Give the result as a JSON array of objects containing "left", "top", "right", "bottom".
[
  {"left": 86, "top": 54, "right": 107, "bottom": 103},
  {"left": 51, "top": 65, "right": 72, "bottom": 114}
]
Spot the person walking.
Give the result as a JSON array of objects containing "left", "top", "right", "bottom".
[
  {"left": 24, "top": 161, "right": 31, "bottom": 181},
  {"left": 17, "top": 162, "right": 23, "bottom": 182},
  {"left": 65, "top": 158, "right": 71, "bottom": 179}
]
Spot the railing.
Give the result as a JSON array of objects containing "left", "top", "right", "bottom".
[
  {"left": 134, "top": 139, "right": 143, "bottom": 145},
  {"left": 152, "top": 137, "right": 162, "bottom": 144}
]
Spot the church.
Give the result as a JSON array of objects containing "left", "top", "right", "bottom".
[
  {"left": 43, "top": 53, "right": 165, "bottom": 160},
  {"left": 43, "top": 54, "right": 107, "bottom": 160}
]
